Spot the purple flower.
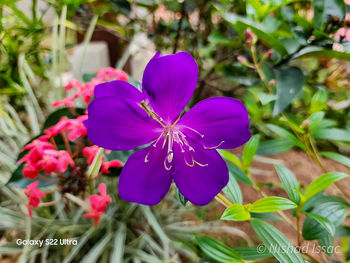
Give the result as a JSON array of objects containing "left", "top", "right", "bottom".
[{"left": 85, "top": 52, "right": 251, "bottom": 206}]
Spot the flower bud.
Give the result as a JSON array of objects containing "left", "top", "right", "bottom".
[
  {"left": 301, "top": 119, "right": 310, "bottom": 132},
  {"left": 244, "top": 28, "right": 257, "bottom": 47},
  {"left": 263, "top": 50, "right": 273, "bottom": 59},
  {"left": 237, "top": 55, "right": 248, "bottom": 64},
  {"left": 268, "top": 79, "right": 276, "bottom": 87}
]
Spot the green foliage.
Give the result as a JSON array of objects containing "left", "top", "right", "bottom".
[
  {"left": 223, "top": 172, "right": 243, "bottom": 204},
  {"left": 251, "top": 219, "right": 304, "bottom": 263},
  {"left": 221, "top": 204, "right": 251, "bottom": 221},
  {"left": 273, "top": 66, "right": 304, "bottom": 116},
  {"left": 195, "top": 236, "right": 243, "bottom": 263},
  {"left": 275, "top": 164, "right": 300, "bottom": 204},
  {"left": 303, "top": 172, "right": 348, "bottom": 201},
  {"left": 249, "top": 196, "right": 297, "bottom": 213}
]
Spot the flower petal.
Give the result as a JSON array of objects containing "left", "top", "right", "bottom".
[
  {"left": 178, "top": 97, "right": 251, "bottom": 149},
  {"left": 94, "top": 80, "right": 144, "bottom": 102},
  {"left": 142, "top": 52, "right": 198, "bottom": 124},
  {"left": 118, "top": 146, "right": 172, "bottom": 205},
  {"left": 172, "top": 142, "right": 229, "bottom": 206},
  {"left": 87, "top": 97, "right": 162, "bottom": 150}
]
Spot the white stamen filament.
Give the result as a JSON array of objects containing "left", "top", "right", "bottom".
[{"left": 140, "top": 102, "right": 221, "bottom": 169}]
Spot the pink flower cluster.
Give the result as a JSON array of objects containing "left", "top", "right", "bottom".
[
  {"left": 45, "top": 115, "right": 88, "bottom": 141},
  {"left": 18, "top": 137, "right": 75, "bottom": 178},
  {"left": 53, "top": 68, "right": 128, "bottom": 108},
  {"left": 24, "top": 181, "right": 46, "bottom": 218},
  {"left": 83, "top": 183, "right": 111, "bottom": 227},
  {"left": 83, "top": 145, "right": 123, "bottom": 174}
]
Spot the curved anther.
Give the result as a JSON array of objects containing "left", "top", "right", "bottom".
[
  {"left": 164, "top": 158, "right": 172, "bottom": 170},
  {"left": 203, "top": 140, "right": 225, "bottom": 150},
  {"left": 183, "top": 154, "right": 194, "bottom": 167},
  {"left": 193, "top": 160, "right": 208, "bottom": 167},
  {"left": 144, "top": 149, "right": 152, "bottom": 163}
]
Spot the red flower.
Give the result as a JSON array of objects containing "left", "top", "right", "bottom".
[
  {"left": 83, "top": 183, "right": 111, "bottom": 227},
  {"left": 24, "top": 181, "right": 46, "bottom": 218}
]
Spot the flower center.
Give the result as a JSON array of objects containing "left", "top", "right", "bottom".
[{"left": 140, "top": 101, "right": 224, "bottom": 171}]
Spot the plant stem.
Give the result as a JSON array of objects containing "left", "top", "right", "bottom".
[
  {"left": 217, "top": 193, "right": 233, "bottom": 207},
  {"left": 250, "top": 46, "right": 271, "bottom": 93}
]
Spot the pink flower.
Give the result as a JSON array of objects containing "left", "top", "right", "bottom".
[
  {"left": 96, "top": 68, "right": 128, "bottom": 81},
  {"left": 19, "top": 137, "right": 74, "bottom": 178},
  {"left": 44, "top": 115, "right": 87, "bottom": 141},
  {"left": 52, "top": 68, "right": 128, "bottom": 108},
  {"left": 36, "top": 149, "right": 75, "bottom": 173},
  {"left": 82, "top": 145, "right": 100, "bottom": 165},
  {"left": 24, "top": 181, "right": 46, "bottom": 218},
  {"left": 52, "top": 97, "right": 75, "bottom": 108},
  {"left": 65, "top": 79, "right": 81, "bottom": 91},
  {"left": 83, "top": 183, "right": 111, "bottom": 227},
  {"left": 23, "top": 164, "right": 39, "bottom": 179},
  {"left": 101, "top": 160, "right": 123, "bottom": 174}
]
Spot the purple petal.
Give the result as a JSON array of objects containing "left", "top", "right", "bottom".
[
  {"left": 94, "top": 80, "right": 144, "bottom": 102},
  {"left": 142, "top": 52, "right": 198, "bottom": 124},
  {"left": 172, "top": 141, "right": 229, "bottom": 206},
  {"left": 87, "top": 97, "right": 162, "bottom": 150},
  {"left": 178, "top": 97, "right": 251, "bottom": 149},
  {"left": 118, "top": 145, "right": 172, "bottom": 205}
]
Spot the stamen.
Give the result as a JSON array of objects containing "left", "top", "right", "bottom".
[
  {"left": 167, "top": 152, "right": 173, "bottom": 163},
  {"left": 203, "top": 140, "right": 225, "bottom": 150},
  {"left": 144, "top": 149, "right": 152, "bottom": 163},
  {"left": 164, "top": 158, "right": 172, "bottom": 170},
  {"left": 184, "top": 154, "right": 194, "bottom": 167},
  {"left": 180, "top": 126, "right": 225, "bottom": 150},
  {"left": 193, "top": 160, "right": 208, "bottom": 167}
]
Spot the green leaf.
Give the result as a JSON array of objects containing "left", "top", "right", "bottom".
[
  {"left": 249, "top": 197, "right": 297, "bottom": 213},
  {"left": 308, "top": 111, "right": 325, "bottom": 132},
  {"left": 227, "top": 162, "right": 253, "bottom": 186},
  {"left": 272, "top": 66, "right": 304, "bottom": 116},
  {"left": 313, "top": 0, "right": 346, "bottom": 30},
  {"left": 221, "top": 204, "right": 251, "bottom": 221},
  {"left": 319, "top": 152, "right": 350, "bottom": 168},
  {"left": 223, "top": 173, "right": 243, "bottom": 204},
  {"left": 195, "top": 236, "right": 243, "bottom": 263},
  {"left": 312, "top": 128, "right": 350, "bottom": 142},
  {"left": 81, "top": 233, "right": 112, "bottom": 263},
  {"left": 242, "top": 135, "right": 260, "bottom": 167},
  {"left": 335, "top": 226, "right": 350, "bottom": 237},
  {"left": 250, "top": 212, "right": 283, "bottom": 221},
  {"left": 293, "top": 46, "right": 350, "bottom": 61},
  {"left": 218, "top": 150, "right": 242, "bottom": 168},
  {"left": 222, "top": 13, "right": 288, "bottom": 55},
  {"left": 110, "top": 224, "right": 126, "bottom": 263},
  {"left": 303, "top": 212, "right": 336, "bottom": 237},
  {"left": 176, "top": 188, "right": 188, "bottom": 206},
  {"left": 233, "top": 246, "right": 272, "bottom": 260},
  {"left": 251, "top": 219, "right": 304, "bottom": 263},
  {"left": 266, "top": 124, "right": 306, "bottom": 150},
  {"left": 274, "top": 164, "right": 300, "bottom": 204},
  {"left": 257, "top": 92, "right": 278, "bottom": 105},
  {"left": 310, "top": 89, "right": 327, "bottom": 114},
  {"left": 318, "top": 233, "right": 334, "bottom": 256},
  {"left": 302, "top": 197, "right": 347, "bottom": 256},
  {"left": 304, "top": 172, "right": 349, "bottom": 201},
  {"left": 257, "top": 139, "right": 294, "bottom": 155}
]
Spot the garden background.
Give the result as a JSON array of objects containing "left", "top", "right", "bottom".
[{"left": 1, "top": 0, "right": 350, "bottom": 262}]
